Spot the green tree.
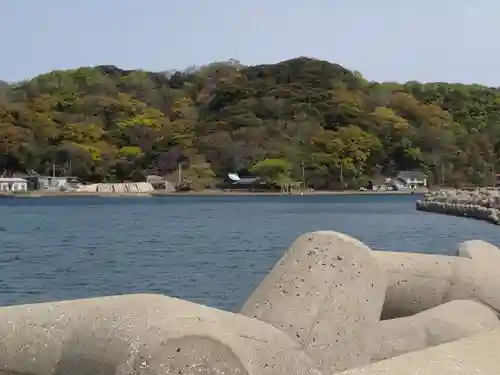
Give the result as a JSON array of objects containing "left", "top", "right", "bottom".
[{"left": 250, "top": 158, "right": 292, "bottom": 185}]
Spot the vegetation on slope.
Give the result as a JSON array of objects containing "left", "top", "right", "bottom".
[{"left": 1, "top": 57, "right": 499, "bottom": 189}]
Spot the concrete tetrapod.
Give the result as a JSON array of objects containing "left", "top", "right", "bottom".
[
  {"left": 456, "top": 239, "right": 500, "bottom": 263},
  {"left": 372, "top": 299, "right": 500, "bottom": 362},
  {"left": 241, "top": 231, "right": 387, "bottom": 373},
  {"left": 341, "top": 328, "right": 500, "bottom": 375},
  {"left": 374, "top": 250, "right": 500, "bottom": 318},
  {"left": 374, "top": 250, "right": 455, "bottom": 319},
  {"left": 0, "top": 294, "right": 320, "bottom": 375}
]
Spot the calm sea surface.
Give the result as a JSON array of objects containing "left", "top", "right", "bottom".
[{"left": 0, "top": 194, "right": 499, "bottom": 311}]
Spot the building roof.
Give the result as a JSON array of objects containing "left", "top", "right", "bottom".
[
  {"left": 396, "top": 170, "right": 427, "bottom": 181},
  {"left": 12, "top": 173, "right": 32, "bottom": 178},
  {"left": 35, "top": 176, "right": 79, "bottom": 181},
  {"left": 232, "top": 177, "right": 260, "bottom": 184},
  {"left": 146, "top": 175, "right": 165, "bottom": 182},
  {"left": 41, "top": 175, "right": 77, "bottom": 178},
  {"left": 0, "top": 177, "right": 27, "bottom": 182},
  {"left": 369, "top": 176, "right": 391, "bottom": 185},
  {"left": 228, "top": 172, "right": 240, "bottom": 181}
]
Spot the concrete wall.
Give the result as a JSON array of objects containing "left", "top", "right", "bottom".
[
  {"left": 77, "top": 182, "right": 155, "bottom": 193},
  {"left": 0, "top": 181, "right": 28, "bottom": 192}
]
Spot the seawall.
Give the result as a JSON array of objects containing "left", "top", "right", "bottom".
[
  {"left": 416, "top": 188, "right": 500, "bottom": 224},
  {"left": 2, "top": 232, "right": 500, "bottom": 374}
]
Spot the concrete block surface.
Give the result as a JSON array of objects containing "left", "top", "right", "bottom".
[
  {"left": 241, "top": 231, "right": 387, "bottom": 373},
  {"left": 4, "top": 231, "right": 500, "bottom": 375},
  {"left": 0, "top": 294, "right": 320, "bottom": 375},
  {"left": 341, "top": 328, "right": 500, "bottom": 375},
  {"left": 373, "top": 251, "right": 454, "bottom": 319},
  {"left": 444, "top": 258, "right": 500, "bottom": 313},
  {"left": 372, "top": 299, "right": 499, "bottom": 362},
  {"left": 374, "top": 250, "right": 500, "bottom": 317},
  {"left": 457, "top": 239, "right": 500, "bottom": 263}
]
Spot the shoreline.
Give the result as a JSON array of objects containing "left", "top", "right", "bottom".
[
  {"left": 1, "top": 189, "right": 426, "bottom": 198},
  {"left": 151, "top": 189, "right": 425, "bottom": 197}
]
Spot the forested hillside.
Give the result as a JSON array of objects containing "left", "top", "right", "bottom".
[
  {"left": 1, "top": 57, "right": 499, "bottom": 189},
  {"left": 0, "top": 81, "right": 8, "bottom": 99}
]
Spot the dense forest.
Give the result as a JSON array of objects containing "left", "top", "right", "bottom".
[{"left": 1, "top": 57, "right": 500, "bottom": 190}]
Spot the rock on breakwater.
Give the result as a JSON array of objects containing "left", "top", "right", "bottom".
[
  {"left": 416, "top": 188, "right": 500, "bottom": 224},
  {"left": 1, "top": 232, "right": 500, "bottom": 374}
]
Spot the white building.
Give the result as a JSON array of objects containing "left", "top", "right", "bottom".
[
  {"left": 0, "top": 177, "right": 28, "bottom": 192},
  {"left": 395, "top": 171, "right": 428, "bottom": 189}
]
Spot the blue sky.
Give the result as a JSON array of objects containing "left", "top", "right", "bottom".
[{"left": 1, "top": 1, "right": 498, "bottom": 84}]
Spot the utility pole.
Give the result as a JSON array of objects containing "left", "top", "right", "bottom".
[
  {"left": 301, "top": 157, "right": 306, "bottom": 187},
  {"left": 441, "top": 162, "right": 445, "bottom": 186},
  {"left": 340, "top": 162, "right": 344, "bottom": 189},
  {"left": 493, "top": 164, "right": 497, "bottom": 188},
  {"left": 177, "top": 163, "right": 182, "bottom": 186}
]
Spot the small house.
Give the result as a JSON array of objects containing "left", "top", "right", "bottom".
[
  {"left": 366, "top": 176, "right": 393, "bottom": 191},
  {"left": 221, "top": 172, "right": 270, "bottom": 191},
  {"left": 0, "top": 177, "right": 28, "bottom": 192},
  {"left": 230, "top": 177, "right": 271, "bottom": 191},
  {"left": 394, "top": 171, "right": 428, "bottom": 189},
  {"left": 232, "top": 177, "right": 260, "bottom": 185},
  {"left": 146, "top": 175, "right": 175, "bottom": 192},
  {"left": 31, "top": 176, "right": 80, "bottom": 191}
]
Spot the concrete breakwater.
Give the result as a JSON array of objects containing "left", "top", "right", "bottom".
[
  {"left": 416, "top": 188, "right": 500, "bottom": 224},
  {"left": 2, "top": 232, "right": 500, "bottom": 374}
]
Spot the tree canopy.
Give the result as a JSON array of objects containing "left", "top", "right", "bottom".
[{"left": 1, "top": 57, "right": 499, "bottom": 188}]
